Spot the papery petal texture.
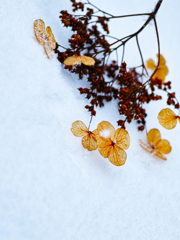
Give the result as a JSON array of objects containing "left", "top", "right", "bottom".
[
  {"left": 82, "top": 132, "right": 97, "bottom": 151},
  {"left": 97, "top": 137, "right": 112, "bottom": 158},
  {"left": 155, "top": 151, "right": 167, "bottom": 160},
  {"left": 34, "top": 19, "right": 45, "bottom": 45},
  {"left": 108, "top": 145, "right": 127, "bottom": 166},
  {"left": 155, "top": 139, "right": 172, "bottom": 154},
  {"left": 46, "top": 26, "right": 56, "bottom": 49},
  {"left": 147, "top": 128, "right": 161, "bottom": 146},
  {"left": 80, "top": 56, "right": 95, "bottom": 66},
  {"left": 43, "top": 44, "right": 53, "bottom": 59},
  {"left": 158, "top": 108, "right": 177, "bottom": 129},
  {"left": 114, "top": 128, "right": 130, "bottom": 150},
  {"left": 64, "top": 56, "right": 82, "bottom": 65},
  {"left": 71, "top": 120, "right": 88, "bottom": 136}
]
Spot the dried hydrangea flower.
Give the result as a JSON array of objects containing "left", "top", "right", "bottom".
[
  {"left": 71, "top": 120, "right": 97, "bottom": 151},
  {"left": 146, "top": 54, "right": 169, "bottom": 82},
  {"left": 139, "top": 128, "right": 171, "bottom": 160},
  {"left": 64, "top": 55, "right": 95, "bottom": 66},
  {"left": 157, "top": 108, "right": 180, "bottom": 129},
  {"left": 96, "top": 121, "right": 130, "bottom": 166},
  {"left": 34, "top": 19, "right": 56, "bottom": 59}
]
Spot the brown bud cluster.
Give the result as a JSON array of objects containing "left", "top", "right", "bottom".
[{"left": 55, "top": 0, "right": 179, "bottom": 131}]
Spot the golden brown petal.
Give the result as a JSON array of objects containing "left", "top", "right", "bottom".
[
  {"left": 108, "top": 145, "right": 127, "bottom": 166},
  {"left": 34, "top": 19, "right": 45, "bottom": 45},
  {"left": 64, "top": 56, "right": 82, "bottom": 66},
  {"left": 80, "top": 56, "right": 95, "bottom": 66},
  {"left": 97, "top": 137, "right": 112, "bottom": 158},
  {"left": 155, "top": 139, "right": 172, "bottom": 154},
  {"left": 71, "top": 120, "right": 88, "bottom": 137},
  {"left": 139, "top": 140, "right": 154, "bottom": 154},
  {"left": 146, "top": 58, "right": 156, "bottom": 70},
  {"left": 96, "top": 121, "right": 115, "bottom": 141},
  {"left": 155, "top": 151, "right": 167, "bottom": 160},
  {"left": 81, "top": 132, "right": 97, "bottom": 151},
  {"left": 114, "top": 128, "right": 130, "bottom": 150},
  {"left": 147, "top": 128, "right": 161, "bottom": 146},
  {"left": 43, "top": 44, "right": 53, "bottom": 59},
  {"left": 46, "top": 26, "right": 56, "bottom": 49},
  {"left": 157, "top": 108, "right": 177, "bottom": 129},
  {"left": 157, "top": 54, "right": 166, "bottom": 66}
]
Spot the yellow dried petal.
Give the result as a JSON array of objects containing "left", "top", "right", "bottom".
[
  {"left": 160, "top": 65, "right": 169, "bottom": 76},
  {"left": 157, "top": 54, "right": 166, "bottom": 66},
  {"left": 179, "top": 117, "right": 180, "bottom": 123},
  {"left": 43, "top": 44, "right": 53, "bottom": 59},
  {"left": 97, "top": 137, "right": 112, "bottom": 158},
  {"left": 82, "top": 132, "right": 97, "bottom": 151},
  {"left": 96, "top": 121, "right": 115, "bottom": 141},
  {"left": 155, "top": 139, "right": 172, "bottom": 154},
  {"left": 147, "top": 128, "right": 161, "bottom": 146},
  {"left": 155, "top": 151, "right": 167, "bottom": 160},
  {"left": 114, "top": 128, "right": 130, "bottom": 150},
  {"left": 46, "top": 26, "right": 56, "bottom": 49},
  {"left": 64, "top": 56, "right": 82, "bottom": 66},
  {"left": 139, "top": 139, "right": 154, "bottom": 154},
  {"left": 34, "top": 19, "right": 45, "bottom": 45},
  {"left": 157, "top": 108, "right": 177, "bottom": 129},
  {"left": 71, "top": 120, "right": 88, "bottom": 137},
  {"left": 108, "top": 145, "right": 127, "bottom": 166},
  {"left": 146, "top": 58, "right": 156, "bottom": 70},
  {"left": 80, "top": 56, "right": 95, "bottom": 66}
]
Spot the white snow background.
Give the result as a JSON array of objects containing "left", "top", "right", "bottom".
[{"left": 0, "top": 0, "right": 180, "bottom": 239}]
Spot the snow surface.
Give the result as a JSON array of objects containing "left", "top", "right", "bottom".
[
  {"left": 99, "top": 129, "right": 111, "bottom": 139},
  {"left": 1, "top": 0, "right": 180, "bottom": 239}
]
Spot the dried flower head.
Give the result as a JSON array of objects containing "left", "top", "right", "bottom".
[
  {"left": 34, "top": 19, "right": 56, "bottom": 59},
  {"left": 71, "top": 120, "right": 97, "bottom": 151},
  {"left": 146, "top": 54, "right": 169, "bottom": 82},
  {"left": 96, "top": 121, "right": 130, "bottom": 166},
  {"left": 139, "top": 128, "right": 171, "bottom": 160},
  {"left": 157, "top": 108, "right": 180, "bottom": 129},
  {"left": 64, "top": 55, "right": 95, "bottom": 66}
]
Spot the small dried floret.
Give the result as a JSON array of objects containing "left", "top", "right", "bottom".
[
  {"left": 34, "top": 19, "right": 56, "bottom": 59},
  {"left": 146, "top": 54, "right": 169, "bottom": 82},
  {"left": 96, "top": 121, "right": 130, "bottom": 166},
  {"left": 157, "top": 108, "right": 180, "bottom": 129},
  {"left": 71, "top": 120, "right": 97, "bottom": 151},
  {"left": 64, "top": 55, "right": 95, "bottom": 66},
  {"left": 139, "top": 128, "right": 171, "bottom": 160}
]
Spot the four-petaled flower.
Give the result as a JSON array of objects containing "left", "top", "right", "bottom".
[
  {"left": 71, "top": 120, "right": 98, "bottom": 151},
  {"left": 146, "top": 54, "right": 169, "bottom": 82},
  {"left": 139, "top": 128, "right": 171, "bottom": 160},
  {"left": 34, "top": 19, "right": 56, "bottom": 59},
  {"left": 96, "top": 121, "right": 130, "bottom": 166}
]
